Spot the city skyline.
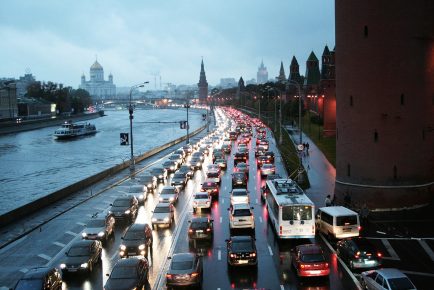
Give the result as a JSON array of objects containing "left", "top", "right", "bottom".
[{"left": 0, "top": 0, "right": 334, "bottom": 88}]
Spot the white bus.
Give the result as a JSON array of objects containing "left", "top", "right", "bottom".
[{"left": 263, "top": 179, "right": 315, "bottom": 239}]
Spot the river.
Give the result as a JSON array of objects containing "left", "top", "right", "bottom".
[{"left": 0, "top": 108, "right": 204, "bottom": 215}]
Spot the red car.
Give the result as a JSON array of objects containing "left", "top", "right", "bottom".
[{"left": 292, "top": 244, "right": 330, "bottom": 277}]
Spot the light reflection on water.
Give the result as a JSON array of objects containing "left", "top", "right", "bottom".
[{"left": 0, "top": 109, "right": 204, "bottom": 215}]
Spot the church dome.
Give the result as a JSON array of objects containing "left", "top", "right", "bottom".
[{"left": 90, "top": 60, "right": 103, "bottom": 70}]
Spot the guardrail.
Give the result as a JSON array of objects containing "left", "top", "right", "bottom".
[{"left": 0, "top": 124, "right": 206, "bottom": 228}]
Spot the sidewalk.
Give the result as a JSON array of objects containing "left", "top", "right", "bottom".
[{"left": 284, "top": 125, "right": 336, "bottom": 209}]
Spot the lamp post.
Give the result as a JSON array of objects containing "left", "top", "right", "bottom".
[
  {"left": 288, "top": 80, "right": 302, "bottom": 145},
  {"left": 278, "top": 95, "right": 283, "bottom": 145},
  {"left": 129, "top": 81, "right": 149, "bottom": 172},
  {"left": 185, "top": 95, "right": 190, "bottom": 144}
]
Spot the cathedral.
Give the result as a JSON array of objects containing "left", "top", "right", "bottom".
[{"left": 80, "top": 60, "right": 116, "bottom": 100}]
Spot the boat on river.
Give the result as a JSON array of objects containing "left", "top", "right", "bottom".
[{"left": 53, "top": 121, "right": 97, "bottom": 139}]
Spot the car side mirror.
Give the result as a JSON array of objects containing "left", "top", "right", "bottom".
[
  {"left": 251, "top": 207, "right": 254, "bottom": 209},
  {"left": 121, "top": 237, "right": 124, "bottom": 240},
  {"left": 106, "top": 273, "right": 110, "bottom": 277},
  {"left": 227, "top": 208, "right": 230, "bottom": 211}
]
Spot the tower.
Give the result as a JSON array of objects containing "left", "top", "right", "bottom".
[
  {"left": 257, "top": 60, "right": 268, "bottom": 84},
  {"left": 289, "top": 56, "right": 302, "bottom": 85},
  {"left": 335, "top": 0, "right": 434, "bottom": 210},
  {"left": 277, "top": 61, "right": 286, "bottom": 83},
  {"left": 198, "top": 58, "right": 208, "bottom": 102},
  {"left": 320, "top": 45, "right": 336, "bottom": 136},
  {"left": 90, "top": 60, "right": 104, "bottom": 82},
  {"left": 81, "top": 73, "right": 85, "bottom": 85}
]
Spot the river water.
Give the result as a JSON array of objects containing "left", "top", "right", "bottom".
[{"left": 0, "top": 108, "right": 204, "bottom": 215}]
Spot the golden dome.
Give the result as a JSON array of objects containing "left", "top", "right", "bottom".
[{"left": 90, "top": 60, "right": 103, "bottom": 70}]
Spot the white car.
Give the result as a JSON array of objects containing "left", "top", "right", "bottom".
[
  {"left": 229, "top": 203, "right": 255, "bottom": 233},
  {"left": 230, "top": 188, "right": 250, "bottom": 205},
  {"left": 159, "top": 186, "right": 179, "bottom": 204},
  {"left": 151, "top": 203, "right": 175, "bottom": 229},
  {"left": 192, "top": 192, "right": 212, "bottom": 213}
]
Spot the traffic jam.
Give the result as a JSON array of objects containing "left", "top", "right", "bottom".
[{"left": 7, "top": 107, "right": 420, "bottom": 290}]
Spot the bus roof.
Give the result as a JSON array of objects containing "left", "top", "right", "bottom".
[
  {"left": 318, "top": 206, "right": 358, "bottom": 216},
  {"left": 266, "top": 179, "right": 314, "bottom": 206}
]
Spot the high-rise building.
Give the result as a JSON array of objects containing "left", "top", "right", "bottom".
[
  {"left": 334, "top": 0, "right": 434, "bottom": 210},
  {"left": 80, "top": 60, "right": 116, "bottom": 100},
  {"left": 257, "top": 60, "right": 268, "bottom": 84},
  {"left": 198, "top": 59, "right": 208, "bottom": 102}
]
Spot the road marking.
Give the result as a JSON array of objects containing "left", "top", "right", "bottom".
[
  {"left": 268, "top": 245, "right": 273, "bottom": 256},
  {"left": 220, "top": 217, "right": 222, "bottom": 223},
  {"left": 255, "top": 198, "right": 258, "bottom": 204},
  {"left": 259, "top": 217, "right": 263, "bottom": 223},
  {"left": 85, "top": 214, "right": 93, "bottom": 217},
  {"left": 280, "top": 286, "right": 285, "bottom": 290},
  {"left": 401, "top": 270, "right": 434, "bottom": 278},
  {"left": 418, "top": 240, "right": 434, "bottom": 262},
  {"left": 53, "top": 242, "right": 66, "bottom": 247},
  {"left": 218, "top": 250, "right": 221, "bottom": 260},
  {"left": 222, "top": 199, "right": 224, "bottom": 204},
  {"left": 224, "top": 186, "right": 227, "bottom": 190},
  {"left": 76, "top": 222, "right": 86, "bottom": 226},
  {"left": 38, "top": 254, "right": 51, "bottom": 261},
  {"left": 111, "top": 252, "right": 118, "bottom": 261},
  {"left": 19, "top": 268, "right": 28, "bottom": 274},
  {"left": 93, "top": 207, "right": 104, "bottom": 211},
  {"left": 381, "top": 239, "right": 400, "bottom": 260},
  {"left": 65, "top": 231, "right": 77, "bottom": 236}
]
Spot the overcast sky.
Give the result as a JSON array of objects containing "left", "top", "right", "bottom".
[{"left": 0, "top": 0, "right": 335, "bottom": 88}]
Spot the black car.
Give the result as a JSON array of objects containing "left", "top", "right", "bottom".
[
  {"left": 120, "top": 223, "right": 153, "bottom": 258},
  {"left": 82, "top": 214, "right": 115, "bottom": 243},
  {"left": 201, "top": 180, "right": 219, "bottom": 199},
  {"left": 192, "top": 151, "right": 204, "bottom": 162},
  {"left": 171, "top": 172, "right": 188, "bottom": 188},
  {"left": 226, "top": 236, "right": 257, "bottom": 267},
  {"left": 109, "top": 195, "right": 139, "bottom": 223},
  {"left": 336, "top": 238, "right": 383, "bottom": 270},
  {"left": 178, "top": 164, "right": 194, "bottom": 179},
  {"left": 166, "top": 253, "right": 203, "bottom": 288},
  {"left": 190, "top": 157, "right": 203, "bottom": 170},
  {"left": 266, "top": 173, "right": 282, "bottom": 181},
  {"left": 163, "top": 160, "right": 178, "bottom": 173},
  {"left": 13, "top": 267, "right": 62, "bottom": 290},
  {"left": 60, "top": 240, "right": 102, "bottom": 275},
  {"left": 188, "top": 217, "right": 214, "bottom": 241},
  {"left": 234, "top": 152, "right": 247, "bottom": 165},
  {"left": 104, "top": 257, "right": 150, "bottom": 290},
  {"left": 257, "top": 155, "right": 270, "bottom": 168},
  {"left": 139, "top": 174, "right": 157, "bottom": 192},
  {"left": 232, "top": 172, "right": 248, "bottom": 188},
  {"left": 264, "top": 151, "right": 275, "bottom": 163},
  {"left": 151, "top": 167, "right": 168, "bottom": 183}
]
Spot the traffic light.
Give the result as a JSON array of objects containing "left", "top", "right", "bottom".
[{"left": 120, "top": 133, "right": 129, "bottom": 145}]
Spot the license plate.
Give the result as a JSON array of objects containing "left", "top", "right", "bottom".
[
  {"left": 196, "top": 230, "right": 203, "bottom": 233},
  {"left": 130, "top": 252, "right": 137, "bottom": 255},
  {"left": 343, "top": 228, "right": 351, "bottom": 232},
  {"left": 365, "top": 260, "right": 375, "bottom": 264},
  {"left": 238, "top": 260, "right": 248, "bottom": 264},
  {"left": 309, "top": 270, "right": 320, "bottom": 274},
  {"left": 68, "top": 268, "right": 77, "bottom": 272}
]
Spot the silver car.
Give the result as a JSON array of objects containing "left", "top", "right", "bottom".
[
  {"left": 360, "top": 268, "right": 417, "bottom": 290},
  {"left": 151, "top": 203, "right": 175, "bottom": 229},
  {"left": 159, "top": 186, "right": 179, "bottom": 204}
]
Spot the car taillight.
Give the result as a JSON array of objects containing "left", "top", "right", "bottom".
[
  {"left": 191, "top": 272, "right": 199, "bottom": 277},
  {"left": 324, "top": 262, "right": 329, "bottom": 268},
  {"left": 355, "top": 251, "right": 360, "bottom": 259},
  {"left": 166, "top": 274, "right": 172, "bottom": 279},
  {"left": 206, "top": 228, "right": 211, "bottom": 232},
  {"left": 300, "top": 264, "right": 306, "bottom": 269},
  {"left": 250, "top": 252, "right": 256, "bottom": 257},
  {"left": 230, "top": 253, "right": 235, "bottom": 258},
  {"left": 358, "top": 226, "right": 362, "bottom": 231},
  {"left": 188, "top": 229, "right": 193, "bottom": 233},
  {"left": 377, "top": 252, "right": 382, "bottom": 258}
]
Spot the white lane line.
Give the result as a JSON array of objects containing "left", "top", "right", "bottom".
[
  {"left": 224, "top": 186, "right": 227, "bottom": 190},
  {"left": 38, "top": 254, "right": 52, "bottom": 261},
  {"left": 53, "top": 242, "right": 66, "bottom": 247},
  {"left": 218, "top": 250, "right": 221, "bottom": 260},
  {"left": 401, "top": 270, "right": 434, "bottom": 278},
  {"left": 267, "top": 245, "right": 273, "bottom": 256},
  {"left": 418, "top": 240, "right": 434, "bottom": 262},
  {"left": 280, "top": 286, "right": 285, "bottom": 290},
  {"left": 85, "top": 214, "right": 92, "bottom": 217},
  {"left": 65, "top": 231, "right": 77, "bottom": 236},
  {"left": 381, "top": 239, "right": 400, "bottom": 261},
  {"left": 259, "top": 217, "right": 263, "bottom": 223},
  {"left": 19, "top": 268, "right": 28, "bottom": 274},
  {"left": 222, "top": 199, "right": 224, "bottom": 204},
  {"left": 111, "top": 252, "right": 118, "bottom": 261},
  {"left": 93, "top": 207, "right": 104, "bottom": 211},
  {"left": 76, "top": 222, "right": 86, "bottom": 226},
  {"left": 256, "top": 198, "right": 258, "bottom": 204},
  {"left": 220, "top": 217, "right": 222, "bottom": 223}
]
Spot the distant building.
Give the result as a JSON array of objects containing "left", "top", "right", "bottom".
[
  {"left": 80, "top": 60, "right": 116, "bottom": 100},
  {"left": 198, "top": 59, "right": 209, "bottom": 102},
  {"left": 0, "top": 80, "right": 17, "bottom": 119},
  {"left": 257, "top": 60, "right": 268, "bottom": 84},
  {"left": 236, "top": 77, "right": 245, "bottom": 103},
  {"left": 219, "top": 78, "right": 237, "bottom": 88},
  {"left": 320, "top": 45, "right": 336, "bottom": 137},
  {"left": 246, "top": 78, "right": 256, "bottom": 85},
  {"left": 288, "top": 56, "right": 302, "bottom": 85},
  {"left": 16, "top": 73, "right": 36, "bottom": 98},
  {"left": 276, "top": 61, "right": 286, "bottom": 83}
]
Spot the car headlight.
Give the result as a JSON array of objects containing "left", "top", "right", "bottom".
[
  {"left": 82, "top": 232, "right": 87, "bottom": 238},
  {"left": 60, "top": 263, "right": 66, "bottom": 269},
  {"left": 138, "top": 195, "right": 144, "bottom": 200},
  {"left": 151, "top": 218, "right": 157, "bottom": 222},
  {"left": 80, "top": 263, "right": 88, "bottom": 268},
  {"left": 170, "top": 166, "right": 175, "bottom": 170},
  {"left": 159, "top": 174, "right": 163, "bottom": 178},
  {"left": 98, "top": 231, "right": 105, "bottom": 237},
  {"left": 124, "top": 210, "right": 131, "bottom": 214},
  {"left": 138, "top": 244, "right": 145, "bottom": 250},
  {"left": 169, "top": 197, "right": 174, "bottom": 201},
  {"left": 159, "top": 197, "right": 163, "bottom": 202},
  {"left": 164, "top": 217, "right": 170, "bottom": 222},
  {"left": 120, "top": 245, "right": 126, "bottom": 250},
  {"left": 147, "top": 183, "right": 152, "bottom": 187}
]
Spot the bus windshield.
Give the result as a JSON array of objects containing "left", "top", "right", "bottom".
[{"left": 282, "top": 205, "right": 312, "bottom": 221}]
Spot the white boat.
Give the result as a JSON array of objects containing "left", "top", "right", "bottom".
[{"left": 54, "top": 121, "right": 97, "bottom": 139}]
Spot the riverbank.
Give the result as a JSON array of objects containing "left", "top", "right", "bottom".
[{"left": 0, "top": 111, "right": 104, "bottom": 136}]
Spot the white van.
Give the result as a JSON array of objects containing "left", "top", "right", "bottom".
[{"left": 315, "top": 206, "right": 360, "bottom": 239}]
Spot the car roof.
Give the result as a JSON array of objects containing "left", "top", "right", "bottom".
[
  {"left": 319, "top": 206, "right": 358, "bottom": 216},
  {"left": 230, "top": 235, "right": 253, "bottom": 242},
  {"left": 172, "top": 252, "right": 195, "bottom": 262},
  {"left": 21, "top": 267, "right": 56, "bottom": 279},
  {"left": 191, "top": 217, "right": 209, "bottom": 223},
  {"left": 114, "top": 257, "right": 142, "bottom": 267},
  {"left": 155, "top": 202, "right": 171, "bottom": 208},
  {"left": 233, "top": 203, "right": 251, "bottom": 209},
  {"left": 114, "top": 195, "right": 134, "bottom": 201},
  {"left": 376, "top": 268, "right": 410, "bottom": 279},
  {"left": 232, "top": 188, "right": 247, "bottom": 193},
  {"left": 70, "top": 239, "right": 95, "bottom": 247},
  {"left": 296, "top": 244, "right": 323, "bottom": 254}
]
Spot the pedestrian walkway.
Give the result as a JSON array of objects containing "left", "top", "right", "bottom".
[{"left": 284, "top": 125, "right": 336, "bottom": 208}]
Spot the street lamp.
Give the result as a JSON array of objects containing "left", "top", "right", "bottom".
[
  {"left": 129, "top": 81, "right": 149, "bottom": 172},
  {"left": 288, "top": 80, "right": 303, "bottom": 145}
]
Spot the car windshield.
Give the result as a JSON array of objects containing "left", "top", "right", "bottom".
[
  {"left": 113, "top": 200, "right": 130, "bottom": 207},
  {"left": 161, "top": 188, "right": 175, "bottom": 195},
  {"left": 207, "top": 172, "right": 219, "bottom": 178},
  {"left": 232, "top": 241, "right": 253, "bottom": 252},
  {"left": 14, "top": 279, "right": 43, "bottom": 289},
  {"left": 86, "top": 219, "right": 105, "bottom": 227},
  {"left": 262, "top": 164, "right": 273, "bottom": 168},
  {"left": 233, "top": 209, "right": 251, "bottom": 216},
  {"left": 195, "top": 194, "right": 209, "bottom": 199},
  {"left": 141, "top": 176, "right": 153, "bottom": 182},
  {"left": 282, "top": 205, "right": 312, "bottom": 221},
  {"left": 191, "top": 222, "right": 208, "bottom": 229},
  {"left": 173, "top": 174, "right": 184, "bottom": 179},
  {"left": 203, "top": 182, "right": 216, "bottom": 187},
  {"left": 171, "top": 261, "right": 193, "bottom": 270},
  {"left": 232, "top": 190, "right": 247, "bottom": 196},
  {"left": 233, "top": 173, "right": 244, "bottom": 178},
  {"left": 154, "top": 206, "right": 170, "bottom": 213},
  {"left": 67, "top": 246, "right": 90, "bottom": 256},
  {"left": 388, "top": 277, "right": 415, "bottom": 290},
  {"left": 110, "top": 265, "right": 137, "bottom": 279},
  {"left": 124, "top": 230, "right": 144, "bottom": 240},
  {"left": 128, "top": 186, "right": 142, "bottom": 193},
  {"left": 336, "top": 215, "right": 358, "bottom": 226},
  {"left": 301, "top": 254, "right": 325, "bottom": 262}
]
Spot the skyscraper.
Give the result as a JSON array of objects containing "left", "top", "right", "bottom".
[
  {"left": 198, "top": 59, "right": 208, "bottom": 102},
  {"left": 334, "top": 0, "right": 434, "bottom": 210},
  {"left": 257, "top": 60, "right": 268, "bottom": 84}
]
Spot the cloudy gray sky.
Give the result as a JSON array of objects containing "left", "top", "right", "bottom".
[{"left": 0, "top": 0, "right": 334, "bottom": 88}]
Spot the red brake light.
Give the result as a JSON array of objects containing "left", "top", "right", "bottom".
[
  {"left": 188, "top": 229, "right": 193, "bottom": 233},
  {"left": 358, "top": 226, "right": 362, "bottom": 231},
  {"left": 230, "top": 253, "right": 235, "bottom": 258},
  {"left": 377, "top": 252, "right": 382, "bottom": 258},
  {"left": 191, "top": 272, "right": 199, "bottom": 277},
  {"left": 206, "top": 228, "right": 211, "bottom": 232},
  {"left": 166, "top": 274, "right": 172, "bottom": 279},
  {"left": 300, "top": 264, "right": 305, "bottom": 269}
]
